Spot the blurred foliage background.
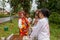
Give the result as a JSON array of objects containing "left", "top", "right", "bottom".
[{"left": 0, "top": 0, "right": 60, "bottom": 40}]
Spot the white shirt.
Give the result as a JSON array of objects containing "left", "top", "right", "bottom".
[{"left": 30, "top": 17, "right": 50, "bottom": 40}]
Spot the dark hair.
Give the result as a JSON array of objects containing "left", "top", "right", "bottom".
[
  {"left": 34, "top": 12, "right": 38, "bottom": 18},
  {"left": 39, "top": 8, "right": 50, "bottom": 18}
]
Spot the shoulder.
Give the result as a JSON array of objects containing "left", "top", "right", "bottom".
[{"left": 39, "top": 18, "right": 48, "bottom": 24}]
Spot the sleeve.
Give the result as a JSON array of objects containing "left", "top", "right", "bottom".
[
  {"left": 30, "top": 20, "right": 43, "bottom": 39},
  {"left": 18, "top": 19, "right": 22, "bottom": 28}
]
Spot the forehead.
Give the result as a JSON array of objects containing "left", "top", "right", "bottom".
[{"left": 36, "top": 9, "right": 41, "bottom": 13}]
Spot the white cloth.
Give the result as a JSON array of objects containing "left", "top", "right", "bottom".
[
  {"left": 30, "top": 18, "right": 50, "bottom": 40},
  {"left": 18, "top": 19, "right": 22, "bottom": 28},
  {"left": 28, "top": 17, "right": 32, "bottom": 23}
]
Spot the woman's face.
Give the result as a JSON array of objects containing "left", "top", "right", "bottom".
[
  {"left": 20, "top": 13, "right": 24, "bottom": 18},
  {"left": 38, "top": 12, "right": 43, "bottom": 18}
]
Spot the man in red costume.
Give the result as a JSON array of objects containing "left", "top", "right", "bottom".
[{"left": 18, "top": 11, "right": 30, "bottom": 40}]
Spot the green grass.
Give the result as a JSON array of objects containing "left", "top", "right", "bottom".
[
  {"left": 50, "top": 23, "right": 60, "bottom": 40},
  {"left": 0, "top": 18, "right": 19, "bottom": 37},
  {"left": 0, "top": 18, "right": 60, "bottom": 40}
]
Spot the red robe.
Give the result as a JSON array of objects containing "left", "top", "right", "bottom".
[{"left": 18, "top": 17, "right": 30, "bottom": 37}]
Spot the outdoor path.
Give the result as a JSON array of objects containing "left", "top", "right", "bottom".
[{"left": 0, "top": 16, "right": 14, "bottom": 23}]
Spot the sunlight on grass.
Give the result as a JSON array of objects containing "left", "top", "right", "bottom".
[{"left": 0, "top": 18, "right": 19, "bottom": 37}]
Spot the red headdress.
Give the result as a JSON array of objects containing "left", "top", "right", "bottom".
[{"left": 18, "top": 11, "right": 25, "bottom": 17}]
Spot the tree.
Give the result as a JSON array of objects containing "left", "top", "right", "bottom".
[
  {"left": 10, "top": 0, "right": 20, "bottom": 13},
  {"left": 20, "top": 0, "right": 31, "bottom": 13},
  {"left": 56, "top": 1, "right": 60, "bottom": 13},
  {"left": 37, "top": 0, "right": 60, "bottom": 13},
  {"left": 2, "top": 0, "right": 6, "bottom": 13},
  {"left": 37, "top": 0, "right": 48, "bottom": 9},
  {"left": 10, "top": 0, "right": 31, "bottom": 13}
]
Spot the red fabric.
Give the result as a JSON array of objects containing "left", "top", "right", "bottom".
[{"left": 19, "top": 17, "right": 30, "bottom": 37}]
